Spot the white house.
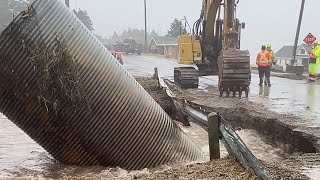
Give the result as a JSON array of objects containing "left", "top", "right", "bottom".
[
  {"left": 275, "top": 44, "right": 312, "bottom": 72},
  {"left": 148, "top": 36, "right": 178, "bottom": 58}
]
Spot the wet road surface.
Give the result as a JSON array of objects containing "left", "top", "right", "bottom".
[
  {"left": 124, "top": 55, "right": 320, "bottom": 126},
  {"left": 0, "top": 54, "right": 317, "bottom": 178}
]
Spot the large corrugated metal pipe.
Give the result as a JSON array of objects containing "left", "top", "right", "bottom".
[{"left": 0, "top": 0, "right": 204, "bottom": 169}]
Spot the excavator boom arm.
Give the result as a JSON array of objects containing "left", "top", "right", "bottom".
[{"left": 175, "top": 0, "right": 251, "bottom": 97}]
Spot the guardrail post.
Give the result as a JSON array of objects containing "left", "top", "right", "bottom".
[
  {"left": 153, "top": 67, "right": 160, "bottom": 87},
  {"left": 208, "top": 112, "right": 220, "bottom": 160},
  {"left": 153, "top": 67, "right": 158, "bottom": 79}
]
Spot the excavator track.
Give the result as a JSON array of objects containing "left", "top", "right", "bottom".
[
  {"left": 218, "top": 49, "right": 251, "bottom": 97},
  {"left": 174, "top": 67, "right": 199, "bottom": 88}
]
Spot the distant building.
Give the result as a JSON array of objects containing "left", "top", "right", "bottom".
[
  {"left": 275, "top": 44, "right": 312, "bottom": 72},
  {"left": 275, "top": 46, "right": 294, "bottom": 66},
  {"left": 148, "top": 36, "right": 178, "bottom": 59},
  {"left": 296, "top": 44, "right": 312, "bottom": 69}
]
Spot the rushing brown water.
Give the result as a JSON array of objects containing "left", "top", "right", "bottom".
[{"left": 0, "top": 113, "right": 289, "bottom": 179}]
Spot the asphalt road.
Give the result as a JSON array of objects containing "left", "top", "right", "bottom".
[{"left": 123, "top": 54, "right": 320, "bottom": 126}]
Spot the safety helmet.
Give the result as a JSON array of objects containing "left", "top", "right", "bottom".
[{"left": 266, "top": 44, "right": 272, "bottom": 48}]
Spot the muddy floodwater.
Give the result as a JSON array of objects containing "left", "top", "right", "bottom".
[
  {"left": 0, "top": 112, "right": 290, "bottom": 179},
  {"left": 179, "top": 122, "right": 289, "bottom": 163}
]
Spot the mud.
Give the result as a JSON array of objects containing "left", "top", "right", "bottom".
[
  {"left": 134, "top": 76, "right": 257, "bottom": 179},
  {"left": 265, "top": 153, "right": 320, "bottom": 180},
  {"left": 167, "top": 80, "right": 318, "bottom": 153},
  {"left": 139, "top": 156, "right": 257, "bottom": 180},
  {"left": 135, "top": 77, "right": 189, "bottom": 126},
  {"left": 160, "top": 79, "right": 320, "bottom": 179},
  {"left": 135, "top": 76, "right": 314, "bottom": 179}
]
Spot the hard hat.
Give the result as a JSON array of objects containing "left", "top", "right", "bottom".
[
  {"left": 266, "top": 44, "right": 272, "bottom": 48},
  {"left": 313, "top": 40, "right": 318, "bottom": 44}
]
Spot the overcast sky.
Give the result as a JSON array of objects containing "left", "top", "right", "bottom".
[{"left": 65, "top": 0, "right": 320, "bottom": 58}]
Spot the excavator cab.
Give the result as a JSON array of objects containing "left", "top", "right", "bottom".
[{"left": 174, "top": 0, "right": 251, "bottom": 97}]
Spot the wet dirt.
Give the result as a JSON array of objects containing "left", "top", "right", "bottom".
[
  {"left": 135, "top": 76, "right": 189, "bottom": 126},
  {"left": 163, "top": 79, "right": 320, "bottom": 179},
  {"left": 135, "top": 76, "right": 315, "bottom": 179},
  {"left": 138, "top": 156, "right": 257, "bottom": 180},
  {"left": 167, "top": 80, "right": 319, "bottom": 152},
  {"left": 124, "top": 55, "right": 320, "bottom": 179},
  {"left": 134, "top": 77, "right": 258, "bottom": 179}
]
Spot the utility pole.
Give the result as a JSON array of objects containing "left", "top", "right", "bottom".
[
  {"left": 291, "top": 0, "right": 305, "bottom": 65},
  {"left": 144, "top": 0, "right": 148, "bottom": 52},
  {"left": 65, "top": 0, "right": 70, "bottom": 8}
]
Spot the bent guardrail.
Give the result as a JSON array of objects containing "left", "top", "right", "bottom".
[{"left": 154, "top": 67, "right": 270, "bottom": 180}]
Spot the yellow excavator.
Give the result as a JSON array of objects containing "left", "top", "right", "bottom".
[{"left": 174, "top": 0, "right": 251, "bottom": 97}]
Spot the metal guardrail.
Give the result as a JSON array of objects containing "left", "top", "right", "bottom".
[
  {"left": 184, "top": 102, "right": 269, "bottom": 180},
  {"left": 154, "top": 68, "right": 270, "bottom": 180}
]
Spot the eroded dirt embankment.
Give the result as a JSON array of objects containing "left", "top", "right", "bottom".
[
  {"left": 135, "top": 76, "right": 320, "bottom": 179},
  {"left": 135, "top": 77, "right": 257, "bottom": 179},
  {"left": 136, "top": 77, "right": 189, "bottom": 126},
  {"left": 164, "top": 79, "right": 320, "bottom": 179},
  {"left": 167, "top": 80, "right": 319, "bottom": 154}
]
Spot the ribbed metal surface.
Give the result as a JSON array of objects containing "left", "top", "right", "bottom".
[{"left": 0, "top": 0, "right": 204, "bottom": 170}]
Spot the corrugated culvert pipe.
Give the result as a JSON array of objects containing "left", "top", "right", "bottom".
[{"left": 0, "top": 0, "right": 204, "bottom": 169}]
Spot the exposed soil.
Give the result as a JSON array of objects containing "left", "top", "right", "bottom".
[
  {"left": 133, "top": 76, "right": 320, "bottom": 179},
  {"left": 163, "top": 79, "right": 320, "bottom": 179},
  {"left": 165, "top": 80, "right": 319, "bottom": 152},
  {"left": 135, "top": 76, "right": 189, "bottom": 126},
  {"left": 133, "top": 76, "right": 257, "bottom": 180},
  {"left": 139, "top": 156, "right": 257, "bottom": 180}
]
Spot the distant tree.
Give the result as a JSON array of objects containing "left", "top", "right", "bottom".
[
  {"left": 109, "top": 28, "right": 160, "bottom": 44},
  {"left": 149, "top": 30, "right": 159, "bottom": 37},
  {"left": 73, "top": 9, "right": 94, "bottom": 31},
  {"left": 112, "top": 31, "right": 119, "bottom": 40},
  {"left": 167, "top": 18, "right": 186, "bottom": 37},
  {"left": 120, "top": 28, "right": 145, "bottom": 44}
]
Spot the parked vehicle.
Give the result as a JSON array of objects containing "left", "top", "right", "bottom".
[{"left": 122, "top": 38, "right": 142, "bottom": 55}]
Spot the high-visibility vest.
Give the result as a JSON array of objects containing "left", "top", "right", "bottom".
[
  {"left": 312, "top": 45, "right": 320, "bottom": 64},
  {"left": 269, "top": 50, "right": 275, "bottom": 61},
  {"left": 257, "top": 51, "right": 271, "bottom": 66}
]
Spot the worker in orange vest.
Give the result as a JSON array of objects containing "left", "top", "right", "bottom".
[{"left": 256, "top": 45, "right": 272, "bottom": 86}]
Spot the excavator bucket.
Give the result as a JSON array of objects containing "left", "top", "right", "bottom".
[
  {"left": 174, "top": 67, "right": 199, "bottom": 88},
  {"left": 218, "top": 49, "right": 251, "bottom": 97}
]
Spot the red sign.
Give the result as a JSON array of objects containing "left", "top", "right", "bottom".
[{"left": 303, "top": 33, "right": 317, "bottom": 45}]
